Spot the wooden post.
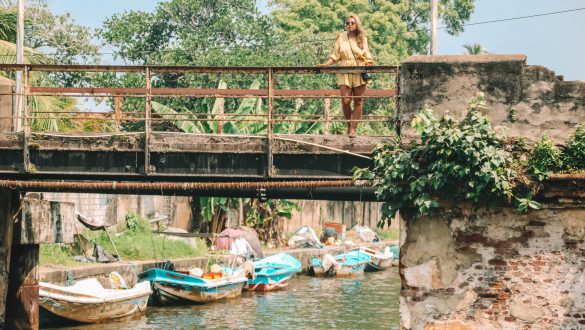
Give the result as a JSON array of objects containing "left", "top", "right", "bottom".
[{"left": 0, "top": 190, "right": 19, "bottom": 329}]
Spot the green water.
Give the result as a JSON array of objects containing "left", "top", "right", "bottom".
[{"left": 45, "top": 269, "right": 400, "bottom": 330}]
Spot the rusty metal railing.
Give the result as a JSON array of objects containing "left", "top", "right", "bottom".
[{"left": 0, "top": 64, "right": 400, "bottom": 177}]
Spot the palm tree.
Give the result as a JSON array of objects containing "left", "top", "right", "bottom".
[
  {"left": 0, "top": 7, "right": 79, "bottom": 132},
  {"left": 463, "top": 43, "right": 488, "bottom": 55}
]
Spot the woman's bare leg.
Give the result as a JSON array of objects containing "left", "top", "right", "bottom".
[
  {"left": 340, "top": 85, "right": 352, "bottom": 134},
  {"left": 350, "top": 84, "right": 367, "bottom": 136}
]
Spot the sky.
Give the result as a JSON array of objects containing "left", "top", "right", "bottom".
[{"left": 45, "top": 0, "right": 585, "bottom": 81}]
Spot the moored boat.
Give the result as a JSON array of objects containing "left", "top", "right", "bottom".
[
  {"left": 39, "top": 278, "right": 151, "bottom": 324},
  {"left": 139, "top": 268, "right": 248, "bottom": 305},
  {"left": 360, "top": 246, "right": 395, "bottom": 272},
  {"left": 247, "top": 253, "right": 301, "bottom": 291},
  {"left": 309, "top": 250, "right": 371, "bottom": 278}
]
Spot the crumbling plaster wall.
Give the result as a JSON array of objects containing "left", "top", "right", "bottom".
[
  {"left": 400, "top": 54, "right": 585, "bottom": 144},
  {"left": 400, "top": 206, "right": 585, "bottom": 329}
]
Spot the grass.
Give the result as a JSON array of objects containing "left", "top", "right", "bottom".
[
  {"left": 376, "top": 228, "right": 399, "bottom": 242},
  {"left": 40, "top": 244, "right": 83, "bottom": 266},
  {"left": 40, "top": 213, "right": 208, "bottom": 266}
]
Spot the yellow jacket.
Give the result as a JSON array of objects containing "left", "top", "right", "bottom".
[{"left": 329, "top": 32, "right": 375, "bottom": 66}]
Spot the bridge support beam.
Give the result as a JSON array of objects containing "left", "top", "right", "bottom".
[
  {"left": 0, "top": 190, "right": 19, "bottom": 329},
  {"left": 0, "top": 190, "right": 39, "bottom": 330},
  {"left": 5, "top": 244, "right": 39, "bottom": 330}
]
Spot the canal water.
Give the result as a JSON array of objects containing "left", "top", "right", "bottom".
[{"left": 45, "top": 269, "right": 400, "bottom": 330}]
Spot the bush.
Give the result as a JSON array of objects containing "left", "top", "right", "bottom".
[
  {"left": 563, "top": 124, "right": 585, "bottom": 171},
  {"left": 40, "top": 244, "right": 78, "bottom": 266},
  {"left": 355, "top": 93, "right": 541, "bottom": 225},
  {"left": 528, "top": 136, "right": 563, "bottom": 181}
]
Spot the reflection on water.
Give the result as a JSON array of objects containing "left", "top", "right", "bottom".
[{"left": 45, "top": 269, "right": 400, "bottom": 330}]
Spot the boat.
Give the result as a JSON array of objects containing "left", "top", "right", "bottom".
[
  {"left": 309, "top": 250, "right": 371, "bottom": 277},
  {"left": 360, "top": 246, "right": 395, "bottom": 272},
  {"left": 247, "top": 253, "right": 301, "bottom": 291},
  {"left": 138, "top": 267, "right": 248, "bottom": 305},
  {"left": 39, "top": 278, "right": 151, "bottom": 324},
  {"left": 76, "top": 212, "right": 106, "bottom": 230}
]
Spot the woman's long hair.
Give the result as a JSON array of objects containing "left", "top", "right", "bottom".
[{"left": 347, "top": 14, "right": 366, "bottom": 49}]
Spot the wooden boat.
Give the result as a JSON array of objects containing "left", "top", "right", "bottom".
[
  {"left": 39, "top": 279, "right": 151, "bottom": 324},
  {"left": 309, "top": 250, "right": 371, "bottom": 278},
  {"left": 360, "top": 246, "right": 395, "bottom": 272},
  {"left": 139, "top": 268, "right": 248, "bottom": 305},
  {"left": 77, "top": 212, "right": 106, "bottom": 230},
  {"left": 247, "top": 253, "right": 301, "bottom": 291}
]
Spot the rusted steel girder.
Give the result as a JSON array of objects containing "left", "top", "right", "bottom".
[{"left": 0, "top": 180, "right": 377, "bottom": 201}]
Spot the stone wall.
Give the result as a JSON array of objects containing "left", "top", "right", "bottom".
[
  {"left": 399, "top": 55, "right": 585, "bottom": 144},
  {"left": 399, "top": 204, "right": 585, "bottom": 329},
  {"left": 0, "top": 77, "right": 14, "bottom": 133},
  {"left": 42, "top": 193, "right": 192, "bottom": 228},
  {"left": 285, "top": 200, "right": 386, "bottom": 233},
  {"left": 42, "top": 193, "right": 387, "bottom": 234}
]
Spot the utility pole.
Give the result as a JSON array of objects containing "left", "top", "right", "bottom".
[
  {"left": 430, "top": 0, "right": 438, "bottom": 55},
  {"left": 15, "top": 0, "right": 24, "bottom": 132}
]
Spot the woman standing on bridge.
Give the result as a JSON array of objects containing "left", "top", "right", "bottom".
[{"left": 316, "top": 14, "right": 374, "bottom": 137}]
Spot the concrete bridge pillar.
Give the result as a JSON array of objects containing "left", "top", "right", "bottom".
[{"left": 0, "top": 191, "right": 39, "bottom": 330}]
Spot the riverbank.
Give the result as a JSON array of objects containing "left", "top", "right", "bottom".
[{"left": 39, "top": 242, "right": 395, "bottom": 286}]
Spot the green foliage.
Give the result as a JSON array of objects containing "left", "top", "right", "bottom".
[
  {"left": 40, "top": 243, "right": 79, "bottom": 266},
  {"left": 244, "top": 199, "right": 299, "bottom": 244},
  {"left": 271, "top": 0, "right": 476, "bottom": 64},
  {"left": 527, "top": 136, "right": 563, "bottom": 181},
  {"left": 89, "top": 213, "right": 207, "bottom": 260},
  {"left": 124, "top": 213, "right": 150, "bottom": 234},
  {"left": 0, "top": 4, "right": 103, "bottom": 133},
  {"left": 375, "top": 228, "right": 399, "bottom": 242},
  {"left": 99, "top": 0, "right": 275, "bottom": 67},
  {"left": 42, "top": 213, "right": 207, "bottom": 265},
  {"left": 462, "top": 43, "right": 488, "bottom": 55},
  {"left": 563, "top": 124, "right": 585, "bottom": 172},
  {"left": 356, "top": 93, "right": 541, "bottom": 224},
  {"left": 200, "top": 197, "right": 229, "bottom": 223}
]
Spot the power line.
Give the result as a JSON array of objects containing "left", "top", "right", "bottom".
[{"left": 451, "top": 6, "right": 585, "bottom": 29}]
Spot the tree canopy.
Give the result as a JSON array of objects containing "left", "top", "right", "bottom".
[{"left": 270, "top": 0, "right": 475, "bottom": 64}]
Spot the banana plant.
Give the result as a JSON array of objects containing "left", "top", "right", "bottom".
[
  {"left": 151, "top": 79, "right": 298, "bottom": 239},
  {"left": 0, "top": 8, "right": 79, "bottom": 133}
]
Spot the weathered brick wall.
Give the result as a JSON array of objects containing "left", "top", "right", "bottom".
[
  {"left": 400, "top": 205, "right": 585, "bottom": 329},
  {"left": 399, "top": 54, "right": 585, "bottom": 144},
  {"left": 42, "top": 193, "right": 190, "bottom": 228}
]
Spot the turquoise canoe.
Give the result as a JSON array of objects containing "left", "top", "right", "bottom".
[
  {"left": 139, "top": 268, "right": 247, "bottom": 305},
  {"left": 247, "top": 253, "right": 301, "bottom": 291},
  {"left": 309, "top": 250, "right": 371, "bottom": 277}
]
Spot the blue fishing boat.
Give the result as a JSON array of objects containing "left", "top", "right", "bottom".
[
  {"left": 247, "top": 253, "right": 301, "bottom": 291},
  {"left": 309, "top": 250, "right": 371, "bottom": 277},
  {"left": 138, "top": 268, "right": 247, "bottom": 305}
]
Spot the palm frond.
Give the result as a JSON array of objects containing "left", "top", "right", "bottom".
[{"left": 151, "top": 101, "right": 207, "bottom": 134}]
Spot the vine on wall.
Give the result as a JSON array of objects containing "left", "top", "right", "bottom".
[{"left": 355, "top": 93, "right": 547, "bottom": 225}]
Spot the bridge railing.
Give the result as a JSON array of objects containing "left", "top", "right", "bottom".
[
  {"left": 0, "top": 64, "right": 399, "bottom": 176},
  {"left": 0, "top": 64, "right": 399, "bottom": 136}
]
